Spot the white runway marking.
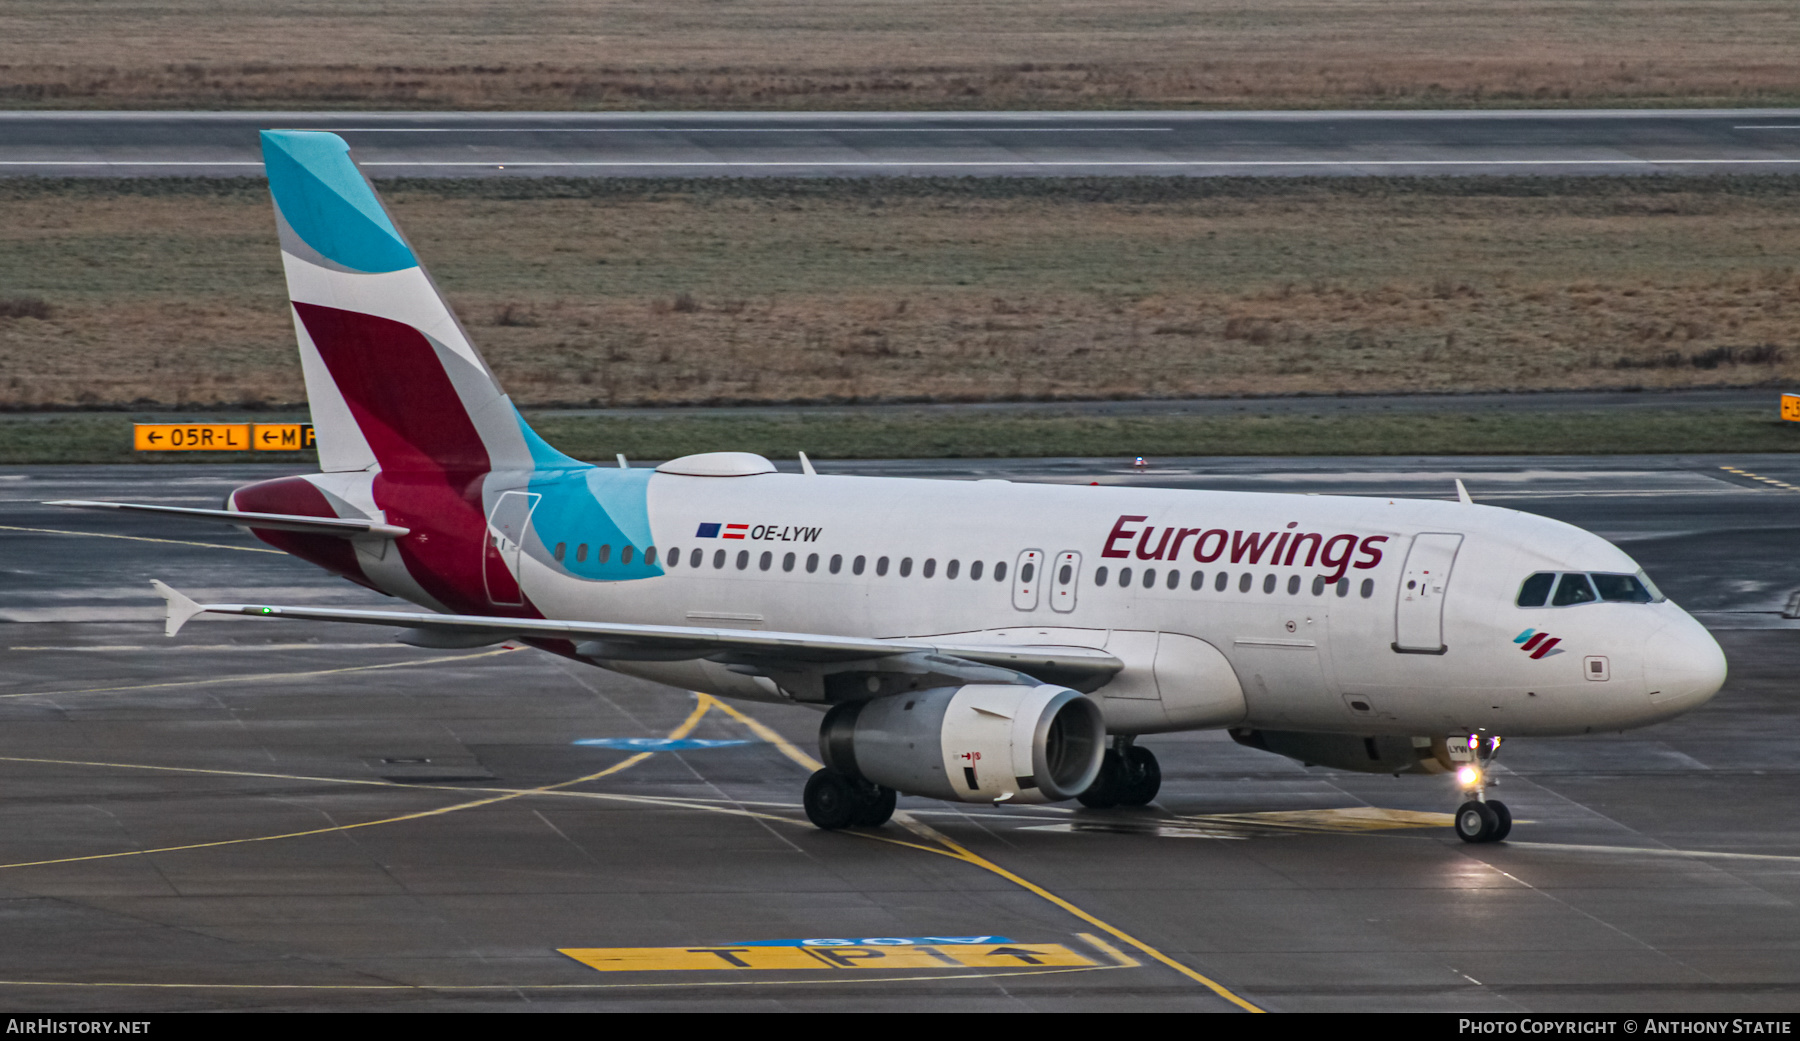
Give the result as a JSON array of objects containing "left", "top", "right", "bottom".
[
  {"left": 5, "top": 157, "right": 1800, "bottom": 170},
  {"left": 312, "top": 127, "right": 1176, "bottom": 134}
]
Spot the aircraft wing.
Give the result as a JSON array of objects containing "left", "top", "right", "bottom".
[
  {"left": 50, "top": 500, "right": 409, "bottom": 539},
  {"left": 150, "top": 581, "right": 1123, "bottom": 691}
]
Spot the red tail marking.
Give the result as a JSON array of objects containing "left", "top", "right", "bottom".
[{"left": 292, "top": 302, "right": 490, "bottom": 475}]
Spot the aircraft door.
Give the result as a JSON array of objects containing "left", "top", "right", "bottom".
[
  {"left": 1012, "top": 549, "right": 1044, "bottom": 611},
  {"left": 1393, "top": 532, "right": 1463, "bottom": 654},
  {"left": 1049, "top": 551, "right": 1081, "bottom": 613},
  {"left": 483, "top": 490, "right": 541, "bottom": 606}
]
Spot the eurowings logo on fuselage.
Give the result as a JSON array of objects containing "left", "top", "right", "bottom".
[
  {"left": 695, "top": 522, "right": 823, "bottom": 543},
  {"left": 1514, "top": 629, "right": 1564, "bottom": 659}
]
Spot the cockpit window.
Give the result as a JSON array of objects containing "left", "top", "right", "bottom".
[
  {"left": 1592, "top": 572, "right": 1657, "bottom": 603},
  {"left": 1516, "top": 572, "right": 1555, "bottom": 607},
  {"left": 1520, "top": 569, "right": 1667, "bottom": 608},
  {"left": 1551, "top": 572, "right": 1598, "bottom": 607}
]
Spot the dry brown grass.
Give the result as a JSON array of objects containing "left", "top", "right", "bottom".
[
  {"left": 5, "top": 177, "right": 1800, "bottom": 410},
  {"left": 3, "top": 1, "right": 1800, "bottom": 110}
]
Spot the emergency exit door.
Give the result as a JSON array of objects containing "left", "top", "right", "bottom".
[
  {"left": 1393, "top": 532, "right": 1463, "bottom": 654},
  {"left": 483, "top": 490, "right": 540, "bottom": 606}
]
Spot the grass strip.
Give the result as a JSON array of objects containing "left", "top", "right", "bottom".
[{"left": 3, "top": 409, "right": 1796, "bottom": 466}]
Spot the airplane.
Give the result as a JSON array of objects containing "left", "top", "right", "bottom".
[{"left": 52, "top": 130, "right": 1728, "bottom": 844}]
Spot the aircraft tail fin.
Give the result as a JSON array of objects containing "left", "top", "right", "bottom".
[{"left": 261, "top": 130, "right": 575, "bottom": 475}]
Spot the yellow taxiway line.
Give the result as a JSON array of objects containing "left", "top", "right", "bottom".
[{"left": 0, "top": 686, "right": 1262, "bottom": 1009}]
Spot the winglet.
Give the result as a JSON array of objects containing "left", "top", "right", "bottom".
[
  {"left": 151, "top": 580, "right": 205, "bottom": 638},
  {"left": 1454, "top": 479, "right": 1474, "bottom": 505}
]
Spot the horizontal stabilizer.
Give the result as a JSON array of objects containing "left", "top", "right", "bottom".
[
  {"left": 50, "top": 500, "right": 408, "bottom": 539},
  {"left": 150, "top": 579, "right": 205, "bottom": 638},
  {"left": 147, "top": 589, "right": 1124, "bottom": 689}
]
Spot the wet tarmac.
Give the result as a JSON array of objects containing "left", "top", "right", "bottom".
[{"left": 2, "top": 457, "right": 1797, "bottom": 1011}]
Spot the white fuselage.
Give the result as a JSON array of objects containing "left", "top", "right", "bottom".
[{"left": 364, "top": 467, "right": 1725, "bottom": 741}]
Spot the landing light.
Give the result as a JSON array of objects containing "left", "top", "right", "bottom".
[{"left": 1456, "top": 765, "right": 1482, "bottom": 787}]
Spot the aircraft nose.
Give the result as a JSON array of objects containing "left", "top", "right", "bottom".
[{"left": 1641, "top": 612, "right": 1727, "bottom": 714}]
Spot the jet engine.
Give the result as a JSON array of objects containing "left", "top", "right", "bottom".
[{"left": 820, "top": 684, "right": 1106, "bottom": 804}]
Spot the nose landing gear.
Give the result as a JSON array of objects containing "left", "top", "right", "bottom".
[{"left": 1451, "top": 733, "right": 1511, "bottom": 844}]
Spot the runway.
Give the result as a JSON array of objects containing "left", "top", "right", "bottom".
[
  {"left": 7, "top": 109, "right": 1800, "bottom": 178},
  {"left": 4, "top": 457, "right": 1800, "bottom": 1011}
]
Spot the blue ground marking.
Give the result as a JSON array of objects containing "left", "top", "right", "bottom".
[
  {"left": 573, "top": 738, "right": 753, "bottom": 751},
  {"left": 730, "top": 936, "right": 1015, "bottom": 947}
]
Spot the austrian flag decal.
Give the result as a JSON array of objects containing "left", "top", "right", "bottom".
[{"left": 1514, "top": 629, "right": 1564, "bottom": 659}]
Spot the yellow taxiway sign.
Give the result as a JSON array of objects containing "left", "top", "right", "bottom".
[{"left": 133, "top": 423, "right": 315, "bottom": 452}]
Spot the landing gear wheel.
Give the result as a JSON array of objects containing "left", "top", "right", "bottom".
[
  {"left": 1488, "top": 800, "right": 1513, "bottom": 843},
  {"left": 803, "top": 768, "right": 859, "bottom": 830},
  {"left": 1455, "top": 800, "right": 1500, "bottom": 843},
  {"left": 852, "top": 784, "right": 897, "bottom": 828},
  {"left": 1077, "top": 749, "right": 1125, "bottom": 808},
  {"left": 1117, "top": 746, "right": 1162, "bottom": 807}
]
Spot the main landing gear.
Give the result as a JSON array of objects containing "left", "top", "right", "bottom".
[
  {"left": 803, "top": 768, "right": 897, "bottom": 830},
  {"left": 1077, "top": 737, "right": 1161, "bottom": 809},
  {"left": 1452, "top": 733, "right": 1511, "bottom": 844}
]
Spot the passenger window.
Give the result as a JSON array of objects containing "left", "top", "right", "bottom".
[
  {"left": 1516, "top": 572, "right": 1555, "bottom": 607},
  {"left": 645, "top": 547, "right": 657, "bottom": 566},
  {"left": 1312, "top": 576, "right": 1326, "bottom": 596},
  {"left": 1190, "top": 571, "right": 1204, "bottom": 590},
  {"left": 876, "top": 556, "right": 889, "bottom": 576},
  {"left": 1591, "top": 572, "right": 1654, "bottom": 603},
  {"left": 899, "top": 557, "right": 913, "bottom": 577},
  {"left": 577, "top": 543, "right": 589, "bottom": 563},
  {"left": 924, "top": 558, "right": 936, "bottom": 578},
  {"left": 713, "top": 549, "right": 726, "bottom": 569},
  {"left": 1360, "top": 578, "right": 1375, "bottom": 599},
  {"left": 806, "top": 552, "right": 819, "bottom": 573},
  {"left": 598, "top": 544, "right": 612, "bottom": 564},
  {"left": 621, "top": 546, "right": 635, "bottom": 565},
  {"left": 1336, "top": 578, "right": 1349, "bottom": 597},
  {"left": 1142, "top": 568, "right": 1156, "bottom": 589},
  {"left": 1552, "top": 573, "right": 1597, "bottom": 606},
  {"left": 852, "top": 555, "right": 865, "bottom": 575},
  {"left": 970, "top": 560, "right": 984, "bottom": 581},
  {"left": 782, "top": 551, "right": 796, "bottom": 572},
  {"left": 1238, "top": 573, "right": 1252, "bottom": 593},
  {"left": 1119, "top": 567, "right": 1132, "bottom": 587},
  {"left": 995, "top": 561, "right": 1007, "bottom": 582},
  {"left": 1262, "top": 574, "right": 1276, "bottom": 594},
  {"left": 946, "top": 560, "right": 959, "bottom": 579},
  {"left": 554, "top": 542, "right": 566, "bottom": 562},
  {"left": 1287, "top": 575, "right": 1300, "bottom": 595},
  {"left": 690, "top": 548, "right": 702, "bottom": 568},
  {"left": 1166, "top": 569, "right": 1180, "bottom": 590},
  {"left": 829, "top": 553, "right": 843, "bottom": 574},
  {"left": 1058, "top": 562, "right": 1071, "bottom": 584},
  {"left": 1095, "top": 566, "right": 1109, "bottom": 586},
  {"left": 736, "top": 550, "right": 750, "bottom": 570},
  {"left": 1215, "top": 571, "right": 1228, "bottom": 592},
  {"left": 759, "top": 551, "right": 773, "bottom": 571},
  {"left": 1020, "top": 562, "right": 1035, "bottom": 584}
]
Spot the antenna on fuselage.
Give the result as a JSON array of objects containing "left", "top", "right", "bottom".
[
  {"left": 799, "top": 451, "right": 817, "bottom": 476},
  {"left": 1455, "top": 479, "right": 1473, "bottom": 504},
  {"left": 616, "top": 453, "right": 629, "bottom": 469}
]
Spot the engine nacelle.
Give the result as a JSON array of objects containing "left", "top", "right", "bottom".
[
  {"left": 820, "top": 684, "right": 1106, "bottom": 804},
  {"left": 1229, "top": 728, "right": 1453, "bottom": 775}
]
